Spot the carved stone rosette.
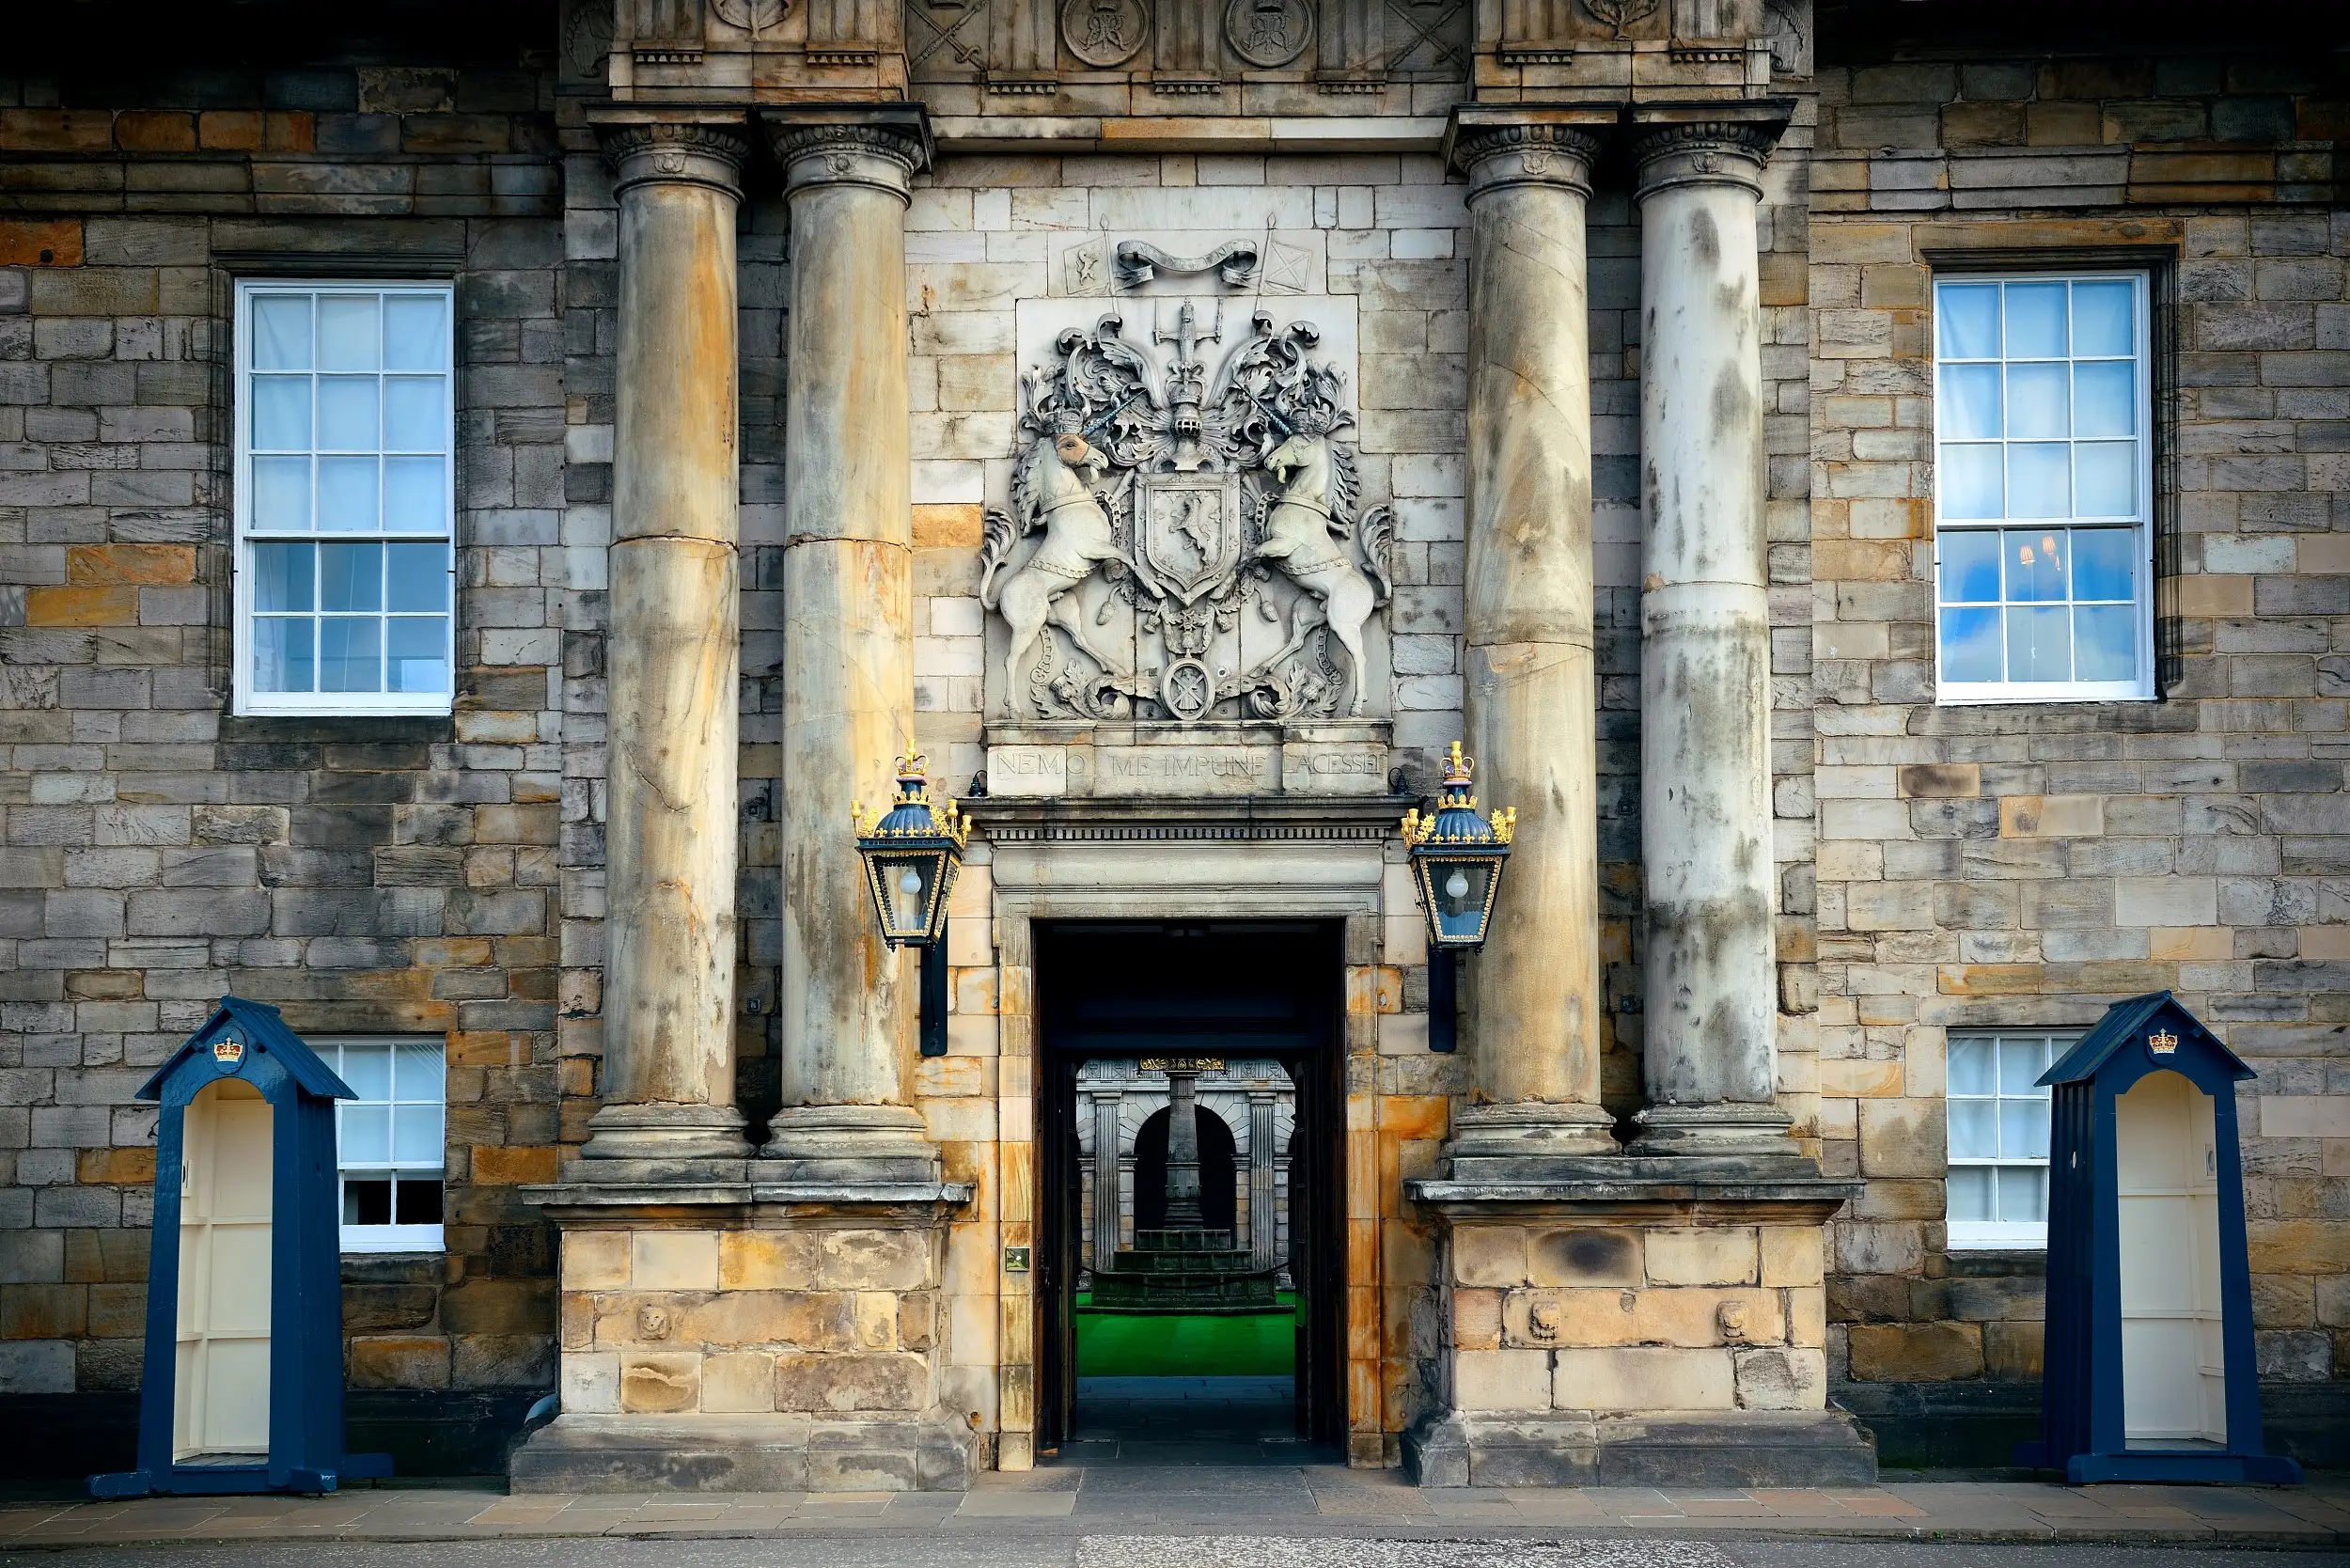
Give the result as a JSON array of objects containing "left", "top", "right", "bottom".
[
  {"left": 596, "top": 118, "right": 753, "bottom": 197},
  {"left": 1629, "top": 119, "right": 1781, "bottom": 196}
]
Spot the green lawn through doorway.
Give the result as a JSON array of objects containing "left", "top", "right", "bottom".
[{"left": 1073, "top": 1293, "right": 1298, "bottom": 1377}]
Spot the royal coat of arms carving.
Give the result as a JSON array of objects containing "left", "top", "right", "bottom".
[{"left": 980, "top": 300, "right": 1392, "bottom": 725}]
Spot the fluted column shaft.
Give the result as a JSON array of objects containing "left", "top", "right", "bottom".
[
  {"left": 1091, "top": 1092, "right": 1122, "bottom": 1276},
  {"left": 1631, "top": 120, "right": 1792, "bottom": 1156},
  {"left": 762, "top": 109, "right": 938, "bottom": 1180},
  {"left": 1247, "top": 1091, "right": 1277, "bottom": 1273},
  {"left": 1450, "top": 115, "right": 1615, "bottom": 1168},
  {"left": 582, "top": 118, "right": 752, "bottom": 1163}
]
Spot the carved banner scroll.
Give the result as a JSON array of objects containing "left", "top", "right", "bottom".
[{"left": 1115, "top": 239, "right": 1260, "bottom": 290}]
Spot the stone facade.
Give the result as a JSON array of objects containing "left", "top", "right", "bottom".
[
  {"left": 1798, "top": 47, "right": 2350, "bottom": 1462},
  {"left": 1, "top": 0, "right": 2346, "bottom": 1482}
]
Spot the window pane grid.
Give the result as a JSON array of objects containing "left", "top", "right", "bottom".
[
  {"left": 1948, "top": 1033, "right": 2057, "bottom": 1243},
  {"left": 238, "top": 282, "right": 453, "bottom": 713},
  {"left": 1933, "top": 274, "right": 2151, "bottom": 700},
  {"left": 328, "top": 1038, "right": 446, "bottom": 1253}
]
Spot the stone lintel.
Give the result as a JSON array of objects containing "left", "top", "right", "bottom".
[
  {"left": 929, "top": 115, "right": 1450, "bottom": 154},
  {"left": 1406, "top": 1170, "right": 1860, "bottom": 1227},
  {"left": 967, "top": 792, "right": 1411, "bottom": 843},
  {"left": 1624, "top": 97, "right": 1798, "bottom": 133},
  {"left": 1405, "top": 1409, "right": 1877, "bottom": 1489},
  {"left": 524, "top": 1180, "right": 976, "bottom": 1225},
  {"left": 585, "top": 104, "right": 759, "bottom": 132}
]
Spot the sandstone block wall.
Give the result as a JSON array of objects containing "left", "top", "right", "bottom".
[
  {"left": 0, "top": 29, "right": 570, "bottom": 1412},
  {"left": 1444, "top": 1220, "right": 1830, "bottom": 1417},
  {"left": 556, "top": 1226, "right": 944, "bottom": 1419},
  {"left": 3, "top": 6, "right": 2346, "bottom": 1475},
  {"left": 1803, "top": 48, "right": 2350, "bottom": 1425}
]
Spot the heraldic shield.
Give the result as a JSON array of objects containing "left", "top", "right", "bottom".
[{"left": 1136, "top": 471, "right": 1245, "bottom": 605}]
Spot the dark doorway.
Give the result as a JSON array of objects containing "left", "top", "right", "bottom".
[{"left": 1036, "top": 920, "right": 1345, "bottom": 1464}]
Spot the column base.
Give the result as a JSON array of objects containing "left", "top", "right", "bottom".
[
  {"left": 580, "top": 1102, "right": 752, "bottom": 1163},
  {"left": 760, "top": 1104, "right": 942, "bottom": 1184},
  {"left": 1627, "top": 1101, "right": 1805, "bottom": 1163},
  {"left": 1403, "top": 1408, "right": 1876, "bottom": 1488},
  {"left": 1442, "top": 1101, "right": 1620, "bottom": 1181},
  {"left": 1404, "top": 1161, "right": 1868, "bottom": 1491},
  {"left": 510, "top": 1411, "right": 977, "bottom": 1493}
]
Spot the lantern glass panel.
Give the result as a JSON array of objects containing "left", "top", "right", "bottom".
[
  {"left": 1424, "top": 857, "right": 1494, "bottom": 945},
  {"left": 877, "top": 853, "right": 940, "bottom": 942}
]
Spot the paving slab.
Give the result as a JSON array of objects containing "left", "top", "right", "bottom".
[{"left": 0, "top": 1470, "right": 2343, "bottom": 1549}]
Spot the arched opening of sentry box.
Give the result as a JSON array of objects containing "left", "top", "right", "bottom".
[{"left": 1036, "top": 920, "right": 1345, "bottom": 1464}]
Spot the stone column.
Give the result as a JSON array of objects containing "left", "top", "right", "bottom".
[
  {"left": 582, "top": 115, "right": 754, "bottom": 1164},
  {"left": 1248, "top": 1090, "right": 1277, "bottom": 1273},
  {"left": 760, "top": 108, "right": 939, "bottom": 1183},
  {"left": 1631, "top": 118, "right": 1794, "bottom": 1159},
  {"left": 1448, "top": 110, "right": 1617, "bottom": 1171},
  {"left": 1092, "top": 1091, "right": 1122, "bottom": 1277},
  {"left": 1162, "top": 1069, "right": 1204, "bottom": 1229}
]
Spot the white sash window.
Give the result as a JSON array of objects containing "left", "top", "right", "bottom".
[
  {"left": 324, "top": 1037, "right": 446, "bottom": 1253},
  {"left": 234, "top": 280, "right": 456, "bottom": 715},
  {"left": 1933, "top": 273, "right": 2154, "bottom": 703},
  {"left": 1947, "top": 1032, "right": 2056, "bottom": 1249}
]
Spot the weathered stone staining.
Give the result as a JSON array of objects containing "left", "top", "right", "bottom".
[
  {"left": 1400, "top": 101, "right": 1874, "bottom": 1492},
  {"left": 22, "top": 0, "right": 2342, "bottom": 1501},
  {"left": 1630, "top": 113, "right": 1798, "bottom": 1162},
  {"left": 516, "top": 107, "right": 979, "bottom": 1496},
  {"left": 1449, "top": 110, "right": 1617, "bottom": 1168},
  {"left": 765, "top": 109, "right": 943, "bottom": 1186},
  {"left": 582, "top": 114, "right": 757, "bottom": 1165}
]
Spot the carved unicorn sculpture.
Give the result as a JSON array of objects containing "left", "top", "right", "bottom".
[
  {"left": 1252, "top": 422, "right": 1393, "bottom": 718},
  {"left": 980, "top": 429, "right": 1162, "bottom": 712}
]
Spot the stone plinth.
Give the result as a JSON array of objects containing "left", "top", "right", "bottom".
[
  {"left": 514, "top": 1180, "right": 978, "bottom": 1492},
  {"left": 1402, "top": 1167, "right": 1874, "bottom": 1486}
]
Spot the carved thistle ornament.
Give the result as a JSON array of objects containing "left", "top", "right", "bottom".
[{"left": 981, "top": 306, "right": 1392, "bottom": 725}]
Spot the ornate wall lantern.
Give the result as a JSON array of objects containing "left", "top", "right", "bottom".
[
  {"left": 1399, "top": 743, "right": 1514, "bottom": 1052},
  {"left": 853, "top": 751, "right": 970, "bottom": 1056}
]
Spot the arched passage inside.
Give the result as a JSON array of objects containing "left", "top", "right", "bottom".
[{"left": 1132, "top": 1102, "right": 1239, "bottom": 1234}]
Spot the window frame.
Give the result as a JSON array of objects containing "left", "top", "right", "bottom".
[
  {"left": 231, "top": 277, "right": 458, "bottom": 718},
  {"left": 1930, "top": 268, "right": 2157, "bottom": 707},
  {"left": 1945, "top": 1031, "right": 2060, "bottom": 1251},
  {"left": 320, "top": 1035, "right": 448, "bottom": 1255}
]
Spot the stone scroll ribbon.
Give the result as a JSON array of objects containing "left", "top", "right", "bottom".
[{"left": 1115, "top": 239, "right": 1260, "bottom": 290}]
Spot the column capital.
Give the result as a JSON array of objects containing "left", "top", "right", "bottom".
[
  {"left": 589, "top": 110, "right": 752, "bottom": 199},
  {"left": 1629, "top": 106, "right": 1793, "bottom": 199},
  {"left": 1443, "top": 106, "right": 1606, "bottom": 200},
  {"left": 762, "top": 104, "right": 932, "bottom": 203}
]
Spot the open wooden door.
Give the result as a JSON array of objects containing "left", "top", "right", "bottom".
[
  {"left": 2116, "top": 1069, "right": 2225, "bottom": 1446},
  {"left": 174, "top": 1077, "right": 274, "bottom": 1461}
]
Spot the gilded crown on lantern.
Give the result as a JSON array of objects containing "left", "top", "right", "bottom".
[
  {"left": 1400, "top": 742, "right": 1515, "bottom": 848},
  {"left": 851, "top": 749, "right": 971, "bottom": 848}
]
